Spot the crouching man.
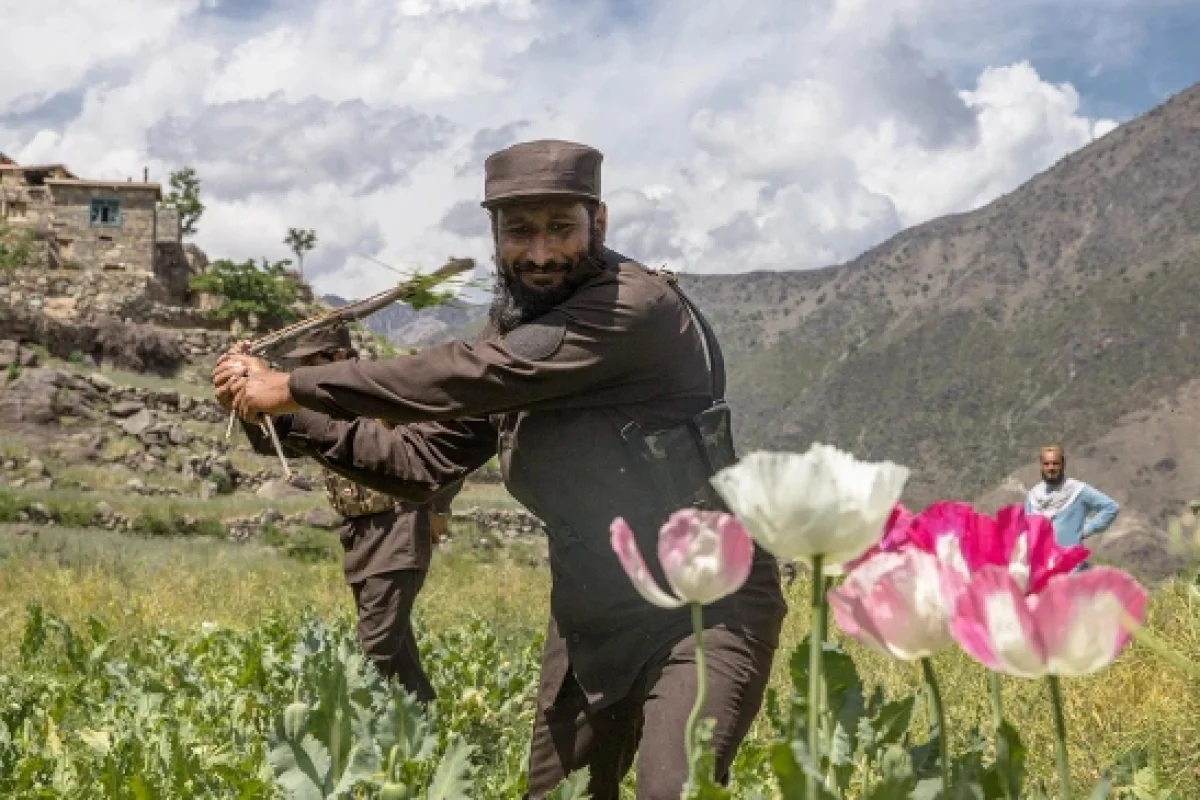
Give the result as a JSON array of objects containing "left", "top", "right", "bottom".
[{"left": 227, "top": 325, "right": 460, "bottom": 702}]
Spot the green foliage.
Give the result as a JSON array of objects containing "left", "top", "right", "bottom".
[
  {"left": 373, "top": 333, "right": 399, "bottom": 358},
  {"left": 402, "top": 273, "right": 457, "bottom": 311},
  {"left": 0, "top": 606, "right": 549, "bottom": 799},
  {"left": 285, "top": 228, "right": 318, "bottom": 279},
  {"left": 0, "top": 220, "right": 34, "bottom": 271},
  {"left": 163, "top": 167, "right": 205, "bottom": 238},
  {"left": 263, "top": 524, "right": 341, "bottom": 564},
  {"left": 189, "top": 257, "right": 300, "bottom": 330}
]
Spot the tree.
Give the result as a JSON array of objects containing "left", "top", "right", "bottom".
[
  {"left": 188, "top": 257, "right": 299, "bottom": 330},
  {"left": 163, "top": 167, "right": 205, "bottom": 238},
  {"left": 284, "top": 228, "right": 318, "bottom": 279}
]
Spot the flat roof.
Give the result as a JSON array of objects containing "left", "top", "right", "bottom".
[
  {"left": 45, "top": 179, "right": 162, "bottom": 198},
  {"left": 0, "top": 163, "right": 78, "bottom": 178}
]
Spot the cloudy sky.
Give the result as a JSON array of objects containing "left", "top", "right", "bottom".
[{"left": 2, "top": 0, "right": 1198, "bottom": 300}]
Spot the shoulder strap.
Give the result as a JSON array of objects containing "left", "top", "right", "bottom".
[
  {"left": 663, "top": 273, "right": 726, "bottom": 403},
  {"left": 608, "top": 250, "right": 727, "bottom": 404}
]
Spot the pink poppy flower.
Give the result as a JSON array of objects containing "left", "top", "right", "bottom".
[
  {"left": 844, "top": 503, "right": 916, "bottom": 571},
  {"left": 907, "top": 502, "right": 1089, "bottom": 594},
  {"left": 610, "top": 509, "right": 754, "bottom": 608},
  {"left": 950, "top": 565, "right": 1147, "bottom": 677},
  {"left": 828, "top": 547, "right": 960, "bottom": 660}
]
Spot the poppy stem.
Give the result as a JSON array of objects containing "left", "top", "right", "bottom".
[
  {"left": 989, "top": 671, "right": 1004, "bottom": 730},
  {"left": 817, "top": 573, "right": 832, "bottom": 751},
  {"left": 808, "top": 555, "right": 825, "bottom": 798},
  {"left": 920, "top": 658, "right": 951, "bottom": 794},
  {"left": 685, "top": 602, "right": 707, "bottom": 779},
  {"left": 1047, "top": 675, "right": 1072, "bottom": 799}
]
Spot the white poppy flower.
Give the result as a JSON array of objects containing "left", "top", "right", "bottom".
[{"left": 710, "top": 444, "right": 910, "bottom": 574}]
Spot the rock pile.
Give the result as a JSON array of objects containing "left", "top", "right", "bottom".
[{"left": 450, "top": 507, "right": 544, "bottom": 540}]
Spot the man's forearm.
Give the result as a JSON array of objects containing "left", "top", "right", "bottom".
[
  {"left": 280, "top": 411, "right": 495, "bottom": 503},
  {"left": 1084, "top": 490, "right": 1120, "bottom": 535}
]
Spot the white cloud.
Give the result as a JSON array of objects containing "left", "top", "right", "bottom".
[
  {"left": 2, "top": 0, "right": 1173, "bottom": 299},
  {"left": 0, "top": 0, "right": 200, "bottom": 110},
  {"left": 147, "top": 93, "right": 454, "bottom": 198}
]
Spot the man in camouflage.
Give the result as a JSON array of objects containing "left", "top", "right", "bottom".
[
  {"left": 215, "top": 139, "right": 787, "bottom": 799},
  {"left": 235, "top": 325, "right": 459, "bottom": 703}
]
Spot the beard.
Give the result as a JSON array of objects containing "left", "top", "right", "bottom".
[
  {"left": 1042, "top": 472, "right": 1065, "bottom": 487},
  {"left": 488, "top": 244, "right": 604, "bottom": 336}
]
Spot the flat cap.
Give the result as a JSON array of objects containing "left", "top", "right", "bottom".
[
  {"left": 481, "top": 139, "right": 603, "bottom": 208},
  {"left": 280, "top": 324, "right": 354, "bottom": 360}
]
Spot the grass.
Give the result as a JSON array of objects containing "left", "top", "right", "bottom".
[
  {"left": 456, "top": 480, "right": 526, "bottom": 510},
  {"left": 0, "top": 485, "right": 328, "bottom": 530},
  {"left": 52, "top": 358, "right": 212, "bottom": 398},
  {"left": 0, "top": 522, "right": 1194, "bottom": 796}
]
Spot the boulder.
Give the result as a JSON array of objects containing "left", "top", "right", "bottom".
[
  {"left": 256, "top": 479, "right": 307, "bottom": 500},
  {"left": 303, "top": 506, "right": 341, "bottom": 529},
  {"left": 88, "top": 373, "right": 115, "bottom": 392},
  {"left": 110, "top": 400, "right": 146, "bottom": 417},
  {"left": 120, "top": 409, "right": 155, "bottom": 436},
  {"left": 0, "top": 368, "right": 62, "bottom": 424}
]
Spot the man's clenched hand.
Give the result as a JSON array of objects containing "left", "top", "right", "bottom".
[
  {"left": 212, "top": 349, "right": 271, "bottom": 412},
  {"left": 230, "top": 370, "right": 300, "bottom": 420}
]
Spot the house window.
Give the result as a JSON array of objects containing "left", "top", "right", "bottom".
[{"left": 89, "top": 198, "right": 122, "bottom": 227}]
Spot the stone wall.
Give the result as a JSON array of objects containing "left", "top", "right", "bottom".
[{"left": 46, "top": 184, "right": 159, "bottom": 273}]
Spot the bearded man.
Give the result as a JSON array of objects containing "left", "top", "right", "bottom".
[
  {"left": 213, "top": 139, "right": 787, "bottom": 800},
  {"left": 1025, "top": 445, "right": 1120, "bottom": 551}
]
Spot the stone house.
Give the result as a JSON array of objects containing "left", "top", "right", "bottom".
[{"left": 0, "top": 158, "right": 187, "bottom": 279}]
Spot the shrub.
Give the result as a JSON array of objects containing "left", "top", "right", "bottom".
[{"left": 189, "top": 257, "right": 301, "bottom": 330}]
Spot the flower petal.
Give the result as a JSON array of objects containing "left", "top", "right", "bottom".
[
  {"left": 950, "top": 565, "right": 1047, "bottom": 677},
  {"left": 880, "top": 503, "right": 917, "bottom": 551},
  {"left": 909, "top": 501, "right": 1000, "bottom": 573},
  {"left": 712, "top": 445, "right": 909, "bottom": 572},
  {"left": 609, "top": 517, "right": 684, "bottom": 609},
  {"left": 1034, "top": 567, "right": 1147, "bottom": 676},
  {"left": 657, "top": 509, "right": 753, "bottom": 605},
  {"left": 830, "top": 549, "right": 954, "bottom": 660},
  {"left": 1019, "top": 510, "right": 1090, "bottom": 593}
]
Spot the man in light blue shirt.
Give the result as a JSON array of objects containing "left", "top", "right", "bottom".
[{"left": 1025, "top": 445, "right": 1120, "bottom": 551}]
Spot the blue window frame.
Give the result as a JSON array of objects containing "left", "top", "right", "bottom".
[{"left": 89, "top": 198, "right": 122, "bottom": 227}]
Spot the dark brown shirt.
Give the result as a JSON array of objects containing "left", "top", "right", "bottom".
[
  {"left": 281, "top": 250, "right": 787, "bottom": 707},
  {"left": 241, "top": 417, "right": 460, "bottom": 582}
]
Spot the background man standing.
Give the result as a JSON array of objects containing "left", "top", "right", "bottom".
[
  {"left": 1025, "top": 444, "right": 1120, "bottom": 550},
  {"left": 214, "top": 139, "right": 787, "bottom": 800},
  {"left": 234, "top": 325, "right": 460, "bottom": 703}
]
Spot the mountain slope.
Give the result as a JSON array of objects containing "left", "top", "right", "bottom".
[
  {"left": 322, "top": 293, "right": 487, "bottom": 346},
  {"left": 679, "top": 81, "right": 1200, "bottom": 508}
]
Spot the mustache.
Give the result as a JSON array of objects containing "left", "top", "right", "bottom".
[{"left": 511, "top": 260, "right": 573, "bottom": 276}]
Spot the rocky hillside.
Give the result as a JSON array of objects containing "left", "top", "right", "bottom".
[
  {"left": 679, "top": 80, "right": 1200, "bottom": 513},
  {"left": 324, "top": 293, "right": 487, "bottom": 347}
]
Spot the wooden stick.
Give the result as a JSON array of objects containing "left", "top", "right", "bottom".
[{"left": 261, "top": 416, "right": 292, "bottom": 480}]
